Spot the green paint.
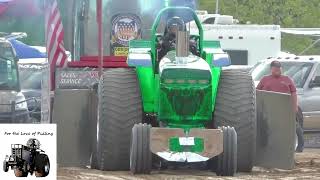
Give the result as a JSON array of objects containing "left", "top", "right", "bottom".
[
  {"left": 136, "top": 67, "right": 155, "bottom": 112},
  {"left": 201, "top": 42, "right": 222, "bottom": 112},
  {"left": 211, "top": 67, "right": 221, "bottom": 111},
  {"left": 129, "top": 40, "right": 151, "bottom": 49},
  {"left": 128, "top": 7, "right": 225, "bottom": 138},
  {"left": 169, "top": 137, "right": 204, "bottom": 152}
]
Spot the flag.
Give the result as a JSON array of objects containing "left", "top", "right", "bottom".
[
  {"left": 45, "top": 0, "right": 67, "bottom": 68},
  {"left": 45, "top": 0, "right": 67, "bottom": 90}
]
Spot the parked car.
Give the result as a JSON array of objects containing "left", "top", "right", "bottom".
[
  {"left": 19, "top": 66, "right": 42, "bottom": 121},
  {"left": 251, "top": 56, "right": 320, "bottom": 132},
  {"left": 0, "top": 38, "right": 30, "bottom": 123},
  {"left": 18, "top": 58, "right": 47, "bottom": 122}
]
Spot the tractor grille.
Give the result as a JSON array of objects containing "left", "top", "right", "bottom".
[
  {"left": 11, "top": 144, "right": 23, "bottom": 159},
  {"left": 169, "top": 88, "right": 205, "bottom": 116}
]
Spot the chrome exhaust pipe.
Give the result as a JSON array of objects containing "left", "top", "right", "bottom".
[{"left": 176, "top": 31, "right": 189, "bottom": 57}]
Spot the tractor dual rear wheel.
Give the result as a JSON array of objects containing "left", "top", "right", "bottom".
[
  {"left": 213, "top": 70, "right": 256, "bottom": 172},
  {"left": 92, "top": 68, "right": 143, "bottom": 171},
  {"left": 130, "top": 123, "right": 152, "bottom": 174},
  {"left": 35, "top": 154, "right": 50, "bottom": 177},
  {"left": 215, "top": 126, "right": 237, "bottom": 176}
]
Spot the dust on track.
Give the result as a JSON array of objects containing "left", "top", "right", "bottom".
[{"left": 58, "top": 149, "right": 320, "bottom": 180}]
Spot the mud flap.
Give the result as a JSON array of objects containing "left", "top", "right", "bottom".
[
  {"left": 255, "top": 90, "right": 295, "bottom": 169},
  {"left": 52, "top": 89, "right": 97, "bottom": 167}
]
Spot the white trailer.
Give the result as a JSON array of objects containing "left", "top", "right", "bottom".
[{"left": 189, "top": 11, "right": 284, "bottom": 66}]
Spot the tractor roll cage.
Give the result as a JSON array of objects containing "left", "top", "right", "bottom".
[{"left": 151, "top": 7, "right": 204, "bottom": 71}]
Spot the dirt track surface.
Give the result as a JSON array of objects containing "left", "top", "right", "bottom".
[{"left": 58, "top": 149, "right": 320, "bottom": 180}]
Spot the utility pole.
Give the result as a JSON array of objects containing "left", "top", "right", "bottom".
[
  {"left": 215, "top": 0, "right": 219, "bottom": 14},
  {"left": 96, "top": 0, "right": 103, "bottom": 77}
]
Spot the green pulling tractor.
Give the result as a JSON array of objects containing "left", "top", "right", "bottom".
[{"left": 91, "top": 7, "right": 256, "bottom": 176}]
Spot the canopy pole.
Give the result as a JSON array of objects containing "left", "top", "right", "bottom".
[
  {"left": 96, "top": 0, "right": 103, "bottom": 77},
  {"left": 215, "top": 0, "right": 219, "bottom": 14}
]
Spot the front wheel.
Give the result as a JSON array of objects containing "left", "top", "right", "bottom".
[
  {"left": 130, "top": 123, "right": 152, "bottom": 174},
  {"left": 215, "top": 126, "right": 237, "bottom": 176},
  {"left": 3, "top": 161, "right": 8, "bottom": 172},
  {"left": 14, "top": 169, "right": 28, "bottom": 177}
]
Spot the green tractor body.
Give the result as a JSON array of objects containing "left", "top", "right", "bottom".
[
  {"left": 91, "top": 6, "right": 256, "bottom": 177},
  {"left": 127, "top": 7, "right": 236, "bottom": 174},
  {"left": 130, "top": 7, "right": 223, "bottom": 128},
  {"left": 51, "top": 1, "right": 295, "bottom": 176}
]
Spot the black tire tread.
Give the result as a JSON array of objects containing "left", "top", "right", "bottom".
[
  {"left": 35, "top": 154, "right": 50, "bottom": 177},
  {"left": 216, "top": 126, "right": 237, "bottom": 176},
  {"left": 95, "top": 68, "right": 143, "bottom": 171},
  {"left": 130, "top": 123, "right": 152, "bottom": 174},
  {"left": 3, "top": 160, "right": 8, "bottom": 172},
  {"left": 213, "top": 70, "right": 256, "bottom": 172}
]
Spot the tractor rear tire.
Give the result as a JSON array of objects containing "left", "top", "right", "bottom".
[
  {"left": 215, "top": 126, "right": 237, "bottom": 176},
  {"left": 35, "top": 154, "right": 50, "bottom": 177},
  {"left": 130, "top": 123, "right": 152, "bottom": 174},
  {"left": 213, "top": 70, "right": 256, "bottom": 172},
  {"left": 93, "top": 68, "right": 143, "bottom": 171}
]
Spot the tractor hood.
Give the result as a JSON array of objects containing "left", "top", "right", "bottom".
[{"left": 159, "top": 52, "right": 211, "bottom": 85}]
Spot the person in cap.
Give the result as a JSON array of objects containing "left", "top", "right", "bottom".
[
  {"left": 157, "top": 16, "right": 186, "bottom": 60},
  {"left": 257, "top": 60, "right": 304, "bottom": 152}
]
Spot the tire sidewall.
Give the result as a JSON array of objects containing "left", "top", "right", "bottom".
[
  {"left": 3, "top": 161, "right": 8, "bottom": 172},
  {"left": 94, "top": 69, "right": 143, "bottom": 170}
]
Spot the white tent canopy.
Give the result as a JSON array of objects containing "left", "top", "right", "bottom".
[{"left": 281, "top": 28, "right": 320, "bottom": 36}]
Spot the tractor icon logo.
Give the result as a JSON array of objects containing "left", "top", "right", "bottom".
[{"left": 3, "top": 138, "right": 50, "bottom": 177}]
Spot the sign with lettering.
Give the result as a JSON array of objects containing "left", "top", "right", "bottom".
[{"left": 55, "top": 69, "right": 100, "bottom": 89}]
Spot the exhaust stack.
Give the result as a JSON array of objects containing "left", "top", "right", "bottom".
[{"left": 176, "top": 31, "right": 189, "bottom": 57}]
